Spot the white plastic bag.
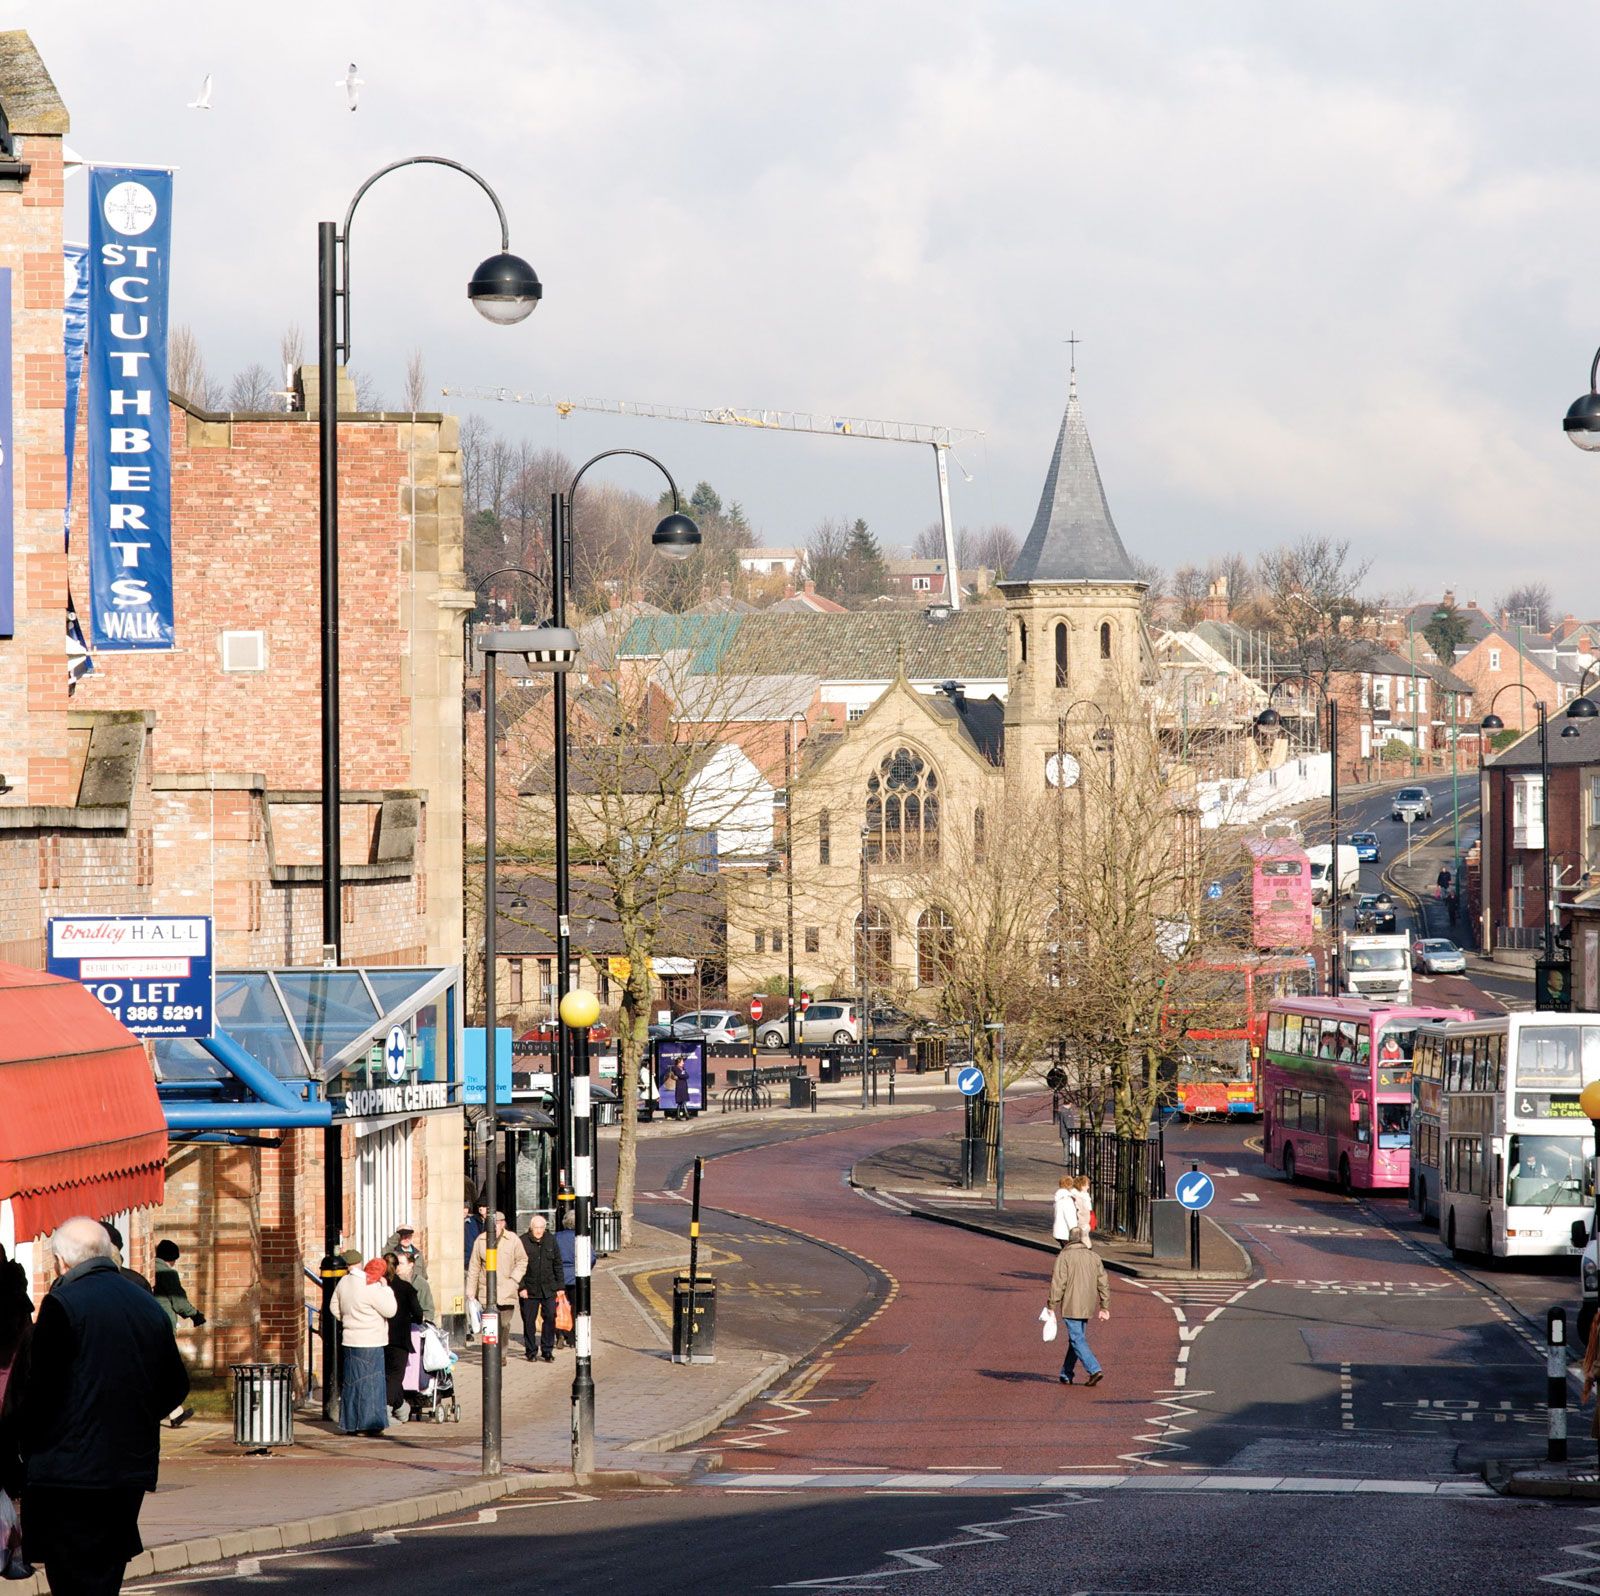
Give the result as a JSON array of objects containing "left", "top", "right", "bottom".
[
  {"left": 1039, "top": 1307, "right": 1058, "bottom": 1343},
  {"left": 421, "top": 1324, "right": 452, "bottom": 1373},
  {"left": 0, "top": 1488, "right": 20, "bottom": 1568},
  {"left": 466, "top": 1297, "right": 483, "bottom": 1337}
]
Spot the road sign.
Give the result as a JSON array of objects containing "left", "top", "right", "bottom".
[
  {"left": 956, "top": 1065, "right": 985, "bottom": 1097},
  {"left": 800, "top": 991, "right": 812, "bottom": 1013},
  {"left": 1205, "top": 880, "right": 1223, "bottom": 901},
  {"left": 750, "top": 996, "right": 764, "bottom": 1023},
  {"left": 1175, "top": 1171, "right": 1215, "bottom": 1211}
]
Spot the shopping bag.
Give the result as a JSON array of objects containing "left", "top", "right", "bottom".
[
  {"left": 555, "top": 1292, "right": 574, "bottom": 1334},
  {"left": 1039, "top": 1307, "right": 1058, "bottom": 1343},
  {"left": 421, "top": 1324, "right": 452, "bottom": 1373},
  {"left": 466, "top": 1297, "right": 483, "bottom": 1337}
]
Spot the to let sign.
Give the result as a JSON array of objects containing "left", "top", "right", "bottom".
[{"left": 48, "top": 914, "right": 213, "bottom": 1037}]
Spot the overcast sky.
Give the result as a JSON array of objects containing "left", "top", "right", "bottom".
[{"left": 24, "top": 2, "right": 1600, "bottom": 612}]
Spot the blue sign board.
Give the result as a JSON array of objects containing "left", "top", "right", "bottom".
[
  {"left": 1175, "top": 1171, "right": 1215, "bottom": 1211},
  {"left": 463, "top": 1026, "right": 512, "bottom": 1106},
  {"left": 956, "top": 1065, "right": 985, "bottom": 1098},
  {"left": 655, "top": 1038, "right": 705, "bottom": 1113},
  {"left": 86, "top": 167, "right": 175, "bottom": 650},
  {"left": 47, "top": 914, "right": 212, "bottom": 1037}
]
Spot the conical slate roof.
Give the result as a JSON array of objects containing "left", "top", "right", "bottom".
[{"left": 1005, "top": 377, "right": 1138, "bottom": 586}]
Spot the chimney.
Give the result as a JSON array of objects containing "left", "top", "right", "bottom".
[
  {"left": 1498, "top": 608, "right": 1510, "bottom": 631},
  {"left": 804, "top": 579, "right": 817, "bottom": 596},
  {"left": 939, "top": 679, "right": 966, "bottom": 708},
  {"left": 1442, "top": 589, "right": 1455, "bottom": 608},
  {"left": 609, "top": 591, "right": 620, "bottom": 611},
  {"left": 1200, "top": 577, "right": 1229, "bottom": 623},
  {"left": 720, "top": 578, "right": 733, "bottom": 598},
  {"left": 783, "top": 583, "right": 795, "bottom": 600}
]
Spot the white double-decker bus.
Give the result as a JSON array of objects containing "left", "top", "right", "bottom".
[{"left": 1411, "top": 1012, "right": 1600, "bottom": 1259}]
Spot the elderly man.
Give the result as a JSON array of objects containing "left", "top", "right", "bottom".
[
  {"left": 1046, "top": 1228, "right": 1111, "bottom": 1387},
  {"left": 518, "top": 1214, "right": 566, "bottom": 1364},
  {"left": 22, "top": 1216, "right": 190, "bottom": 1595},
  {"left": 465, "top": 1211, "right": 525, "bottom": 1366}
]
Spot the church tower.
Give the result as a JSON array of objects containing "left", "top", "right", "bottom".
[{"left": 999, "top": 371, "right": 1147, "bottom": 785}]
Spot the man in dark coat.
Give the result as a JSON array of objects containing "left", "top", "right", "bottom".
[
  {"left": 517, "top": 1214, "right": 565, "bottom": 1364},
  {"left": 22, "top": 1216, "right": 190, "bottom": 1594}
]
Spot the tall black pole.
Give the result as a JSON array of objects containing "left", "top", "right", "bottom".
[
  {"left": 1540, "top": 701, "right": 1555, "bottom": 969},
  {"left": 859, "top": 837, "right": 871, "bottom": 1110},
  {"left": 550, "top": 492, "right": 573, "bottom": 1197},
  {"left": 570, "top": 1016, "right": 595, "bottom": 1479},
  {"left": 316, "top": 219, "right": 344, "bottom": 1421},
  {"left": 482, "top": 651, "right": 502, "bottom": 1474},
  {"left": 1328, "top": 698, "right": 1341, "bottom": 996},
  {"left": 785, "top": 727, "right": 797, "bottom": 1055}
]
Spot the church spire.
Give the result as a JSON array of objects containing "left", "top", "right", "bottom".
[{"left": 1004, "top": 373, "right": 1137, "bottom": 587}]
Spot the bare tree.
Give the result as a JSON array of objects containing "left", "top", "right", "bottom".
[
  {"left": 1256, "top": 535, "right": 1374, "bottom": 701},
  {"left": 279, "top": 322, "right": 306, "bottom": 373},
  {"left": 225, "top": 363, "right": 277, "bottom": 411},
  {"left": 806, "top": 518, "right": 851, "bottom": 600},
  {"left": 1495, "top": 582, "right": 1554, "bottom": 633},
  {"left": 350, "top": 368, "right": 387, "bottom": 411},
  {"left": 1170, "top": 564, "right": 1209, "bottom": 627},
  {"left": 168, "top": 324, "right": 221, "bottom": 410},
  {"left": 403, "top": 348, "right": 428, "bottom": 411},
  {"left": 1210, "top": 552, "right": 1255, "bottom": 607}
]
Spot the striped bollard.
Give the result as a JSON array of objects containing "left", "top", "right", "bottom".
[
  {"left": 1548, "top": 1306, "right": 1569, "bottom": 1465},
  {"left": 559, "top": 989, "right": 599, "bottom": 1481}
]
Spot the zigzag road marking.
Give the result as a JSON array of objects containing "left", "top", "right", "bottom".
[
  {"left": 1541, "top": 1505, "right": 1600, "bottom": 1592},
  {"left": 773, "top": 1495, "right": 1090, "bottom": 1590}
]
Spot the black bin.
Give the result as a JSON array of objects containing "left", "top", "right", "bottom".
[
  {"left": 672, "top": 1273, "right": 716, "bottom": 1363},
  {"left": 818, "top": 1048, "right": 841, "bottom": 1084},
  {"left": 788, "top": 1075, "right": 814, "bottom": 1110}
]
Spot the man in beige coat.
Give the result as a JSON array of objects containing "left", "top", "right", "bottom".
[
  {"left": 465, "top": 1211, "right": 527, "bottom": 1364},
  {"left": 1046, "top": 1230, "right": 1110, "bottom": 1386}
]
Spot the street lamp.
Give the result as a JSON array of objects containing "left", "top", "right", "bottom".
[
  {"left": 314, "top": 156, "right": 537, "bottom": 1423},
  {"left": 1480, "top": 686, "right": 1555, "bottom": 991},
  {"left": 1564, "top": 343, "right": 1600, "bottom": 451},
  {"left": 1256, "top": 680, "right": 1341, "bottom": 993},
  {"left": 547, "top": 453, "right": 699, "bottom": 1190},
  {"left": 478, "top": 600, "right": 577, "bottom": 1477},
  {"left": 558, "top": 985, "right": 602, "bottom": 1481}
]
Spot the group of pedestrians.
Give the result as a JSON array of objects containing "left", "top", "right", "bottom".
[
  {"left": 328, "top": 1228, "right": 436, "bottom": 1436},
  {"left": 464, "top": 1208, "right": 576, "bottom": 1365},
  {"left": 1047, "top": 1174, "right": 1111, "bottom": 1387}
]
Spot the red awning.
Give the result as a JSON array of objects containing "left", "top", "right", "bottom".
[{"left": 0, "top": 963, "right": 169, "bottom": 1241}]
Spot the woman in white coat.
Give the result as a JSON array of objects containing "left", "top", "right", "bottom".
[{"left": 332, "top": 1256, "right": 397, "bottom": 1435}]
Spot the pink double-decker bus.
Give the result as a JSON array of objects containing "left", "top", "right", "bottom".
[
  {"left": 1261, "top": 996, "right": 1472, "bottom": 1194},
  {"left": 1248, "top": 836, "right": 1314, "bottom": 952}
]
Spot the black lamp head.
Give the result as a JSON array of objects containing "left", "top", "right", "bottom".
[
  {"left": 1567, "top": 695, "right": 1600, "bottom": 721},
  {"left": 1255, "top": 706, "right": 1282, "bottom": 731},
  {"left": 1480, "top": 712, "right": 1504, "bottom": 732},
  {"left": 468, "top": 251, "right": 542, "bottom": 325},
  {"left": 1566, "top": 389, "right": 1600, "bottom": 452},
  {"left": 1562, "top": 723, "right": 1582, "bottom": 739},
  {"left": 651, "top": 511, "right": 701, "bottom": 562}
]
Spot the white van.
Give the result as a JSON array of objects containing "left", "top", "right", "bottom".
[
  {"left": 1307, "top": 844, "right": 1359, "bottom": 905},
  {"left": 1341, "top": 932, "right": 1412, "bottom": 1001}
]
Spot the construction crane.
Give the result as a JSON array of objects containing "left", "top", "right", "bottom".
[{"left": 439, "top": 386, "right": 984, "bottom": 610}]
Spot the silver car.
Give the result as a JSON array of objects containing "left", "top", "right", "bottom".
[
  {"left": 1392, "top": 786, "right": 1434, "bottom": 823},
  {"left": 1411, "top": 937, "right": 1466, "bottom": 975},
  {"left": 757, "top": 1000, "right": 861, "bottom": 1049},
  {"left": 671, "top": 1009, "right": 750, "bottom": 1044}
]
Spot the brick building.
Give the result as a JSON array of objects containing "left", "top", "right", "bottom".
[{"left": 0, "top": 34, "right": 471, "bottom": 1380}]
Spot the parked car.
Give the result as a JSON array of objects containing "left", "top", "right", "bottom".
[
  {"left": 1411, "top": 937, "right": 1466, "bottom": 975},
  {"left": 758, "top": 1000, "right": 861, "bottom": 1049},
  {"left": 670, "top": 1009, "right": 750, "bottom": 1044},
  {"left": 1391, "top": 786, "right": 1434, "bottom": 823},
  {"left": 1350, "top": 831, "right": 1381, "bottom": 863},
  {"left": 518, "top": 1020, "right": 613, "bottom": 1044}
]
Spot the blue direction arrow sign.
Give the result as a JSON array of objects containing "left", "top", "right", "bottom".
[
  {"left": 1175, "top": 1171, "right": 1215, "bottom": 1211},
  {"left": 1205, "top": 880, "right": 1223, "bottom": 901},
  {"left": 956, "top": 1065, "right": 985, "bottom": 1098}
]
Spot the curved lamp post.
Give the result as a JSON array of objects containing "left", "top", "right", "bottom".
[
  {"left": 1255, "top": 680, "right": 1341, "bottom": 993},
  {"left": 1564, "top": 343, "right": 1600, "bottom": 452},
  {"left": 557, "top": 986, "right": 602, "bottom": 1480},
  {"left": 545, "top": 452, "right": 700, "bottom": 1200},
  {"left": 315, "top": 157, "right": 538, "bottom": 1429},
  {"left": 1480, "top": 684, "right": 1555, "bottom": 987},
  {"left": 474, "top": 568, "right": 576, "bottom": 1478}
]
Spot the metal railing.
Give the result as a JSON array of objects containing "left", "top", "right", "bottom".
[{"left": 1060, "top": 1125, "right": 1167, "bottom": 1242}]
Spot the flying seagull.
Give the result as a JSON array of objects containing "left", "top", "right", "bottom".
[
  {"left": 337, "top": 63, "right": 364, "bottom": 111},
  {"left": 187, "top": 74, "right": 213, "bottom": 110}
]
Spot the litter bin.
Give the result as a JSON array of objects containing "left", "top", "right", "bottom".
[
  {"left": 817, "top": 1048, "right": 841, "bottom": 1084},
  {"left": 592, "top": 1205, "right": 622, "bottom": 1256},
  {"left": 671, "top": 1273, "right": 716, "bottom": 1363},
  {"left": 788, "top": 1075, "right": 816, "bottom": 1111},
  {"left": 232, "top": 1362, "right": 294, "bottom": 1450}
]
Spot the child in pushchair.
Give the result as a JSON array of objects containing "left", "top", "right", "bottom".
[{"left": 402, "top": 1321, "right": 461, "bottom": 1423}]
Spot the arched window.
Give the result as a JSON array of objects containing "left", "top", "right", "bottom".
[
  {"left": 855, "top": 904, "right": 892, "bottom": 983},
  {"left": 917, "top": 907, "right": 955, "bottom": 986},
  {"left": 864, "top": 747, "right": 940, "bottom": 864},
  {"left": 1055, "top": 622, "right": 1068, "bottom": 688},
  {"left": 818, "top": 808, "right": 831, "bottom": 866},
  {"left": 973, "top": 806, "right": 986, "bottom": 863},
  {"left": 1100, "top": 621, "right": 1112, "bottom": 660},
  {"left": 1019, "top": 620, "right": 1028, "bottom": 664}
]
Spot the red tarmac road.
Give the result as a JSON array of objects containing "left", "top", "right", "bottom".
[{"left": 680, "top": 1107, "right": 1181, "bottom": 1475}]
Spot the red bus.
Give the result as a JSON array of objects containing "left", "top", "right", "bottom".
[
  {"left": 1249, "top": 836, "right": 1314, "bottom": 951},
  {"left": 1167, "top": 956, "right": 1319, "bottom": 1119}
]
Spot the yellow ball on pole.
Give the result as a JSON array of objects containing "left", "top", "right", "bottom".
[
  {"left": 559, "top": 989, "right": 601, "bottom": 1031},
  {"left": 1579, "top": 1080, "right": 1600, "bottom": 1122}
]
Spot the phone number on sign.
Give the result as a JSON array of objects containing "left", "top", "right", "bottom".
[{"left": 120, "top": 1004, "right": 206, "bottom": 1022}]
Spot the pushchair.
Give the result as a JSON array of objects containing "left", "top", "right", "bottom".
[{"left": 404, "top": 1321, "right": 461, "bottom": 1423}]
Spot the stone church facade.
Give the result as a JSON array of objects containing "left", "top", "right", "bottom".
[{"left": 726, "top": 374, "right": 1151, "bottom": 1006}]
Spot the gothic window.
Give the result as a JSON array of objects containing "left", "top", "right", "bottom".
[
  {"left": 818, "top": 808, "right": 831, "bottom": 866},
  {"left": 1055, "top": 622, "right": 1069, "bottom": 688},
  {"left": 917, "top": 906, "right": 955, "bottom": 986},
  {"left": 1019, "top": 620, "right": 1028, "bottom": 665},
  {"left": 974, "top": 806, "right": 986, "bottom": 863},
  {"left": 1100, "top": 621, "right": 1112, "bottom": 660},
  {"left": 864, "top": 748, "right": 940, "bottom": 864},
  {"left": 855, "top": 904, "right": 892, "bottom": 982}
]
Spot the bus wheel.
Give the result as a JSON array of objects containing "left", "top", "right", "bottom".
[
  {"left": 1447, "top": 1209, "right": 1461, "bottom": 1259},
  {"left": 1282, "top": 1144, "right": 1296, "bottom": 1183},
  {"left": 1339, "top": 1157, "right": 1353, "bottom": 1196}
]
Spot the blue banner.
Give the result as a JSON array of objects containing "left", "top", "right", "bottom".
[
  {"left": 86, "top": 168, "right": 174, "bottom": 650},
  {"left": 463, "top": 1026, "right": 513, "bottom": 1105},
  {"left": 0, "top": 269, "right": 12, "bottom": 637},
  {"left": 62, "top": 244, "right": 94, "bottom": 680}
]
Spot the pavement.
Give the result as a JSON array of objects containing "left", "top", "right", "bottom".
[
  {"left": 37, "top": 1217, "right": 797, "bottom": 1593},
  {"left": 850, "top": 1098, "right": 1252, "bottom": 1281}
]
